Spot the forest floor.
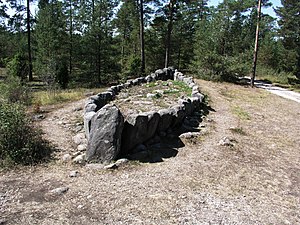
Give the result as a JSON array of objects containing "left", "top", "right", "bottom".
[{"left": 1, "top": 79, "right": 299, "bottom": 225}]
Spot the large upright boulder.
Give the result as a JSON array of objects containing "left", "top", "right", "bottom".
[
  {"left": 121, "top": 111, "right": 160, "bottom": 154},
  {"left": 86, "top": 104, "right": 124, "bottom": 163}
]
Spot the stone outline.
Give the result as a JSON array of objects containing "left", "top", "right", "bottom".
[{"left": 83, "top": 68, "right": 204, "bottom": 162}]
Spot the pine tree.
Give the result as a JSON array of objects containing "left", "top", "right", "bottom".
[
  {"left": 276, "top": 0, "right": 300, "bottom": 78},
  {"left": 35, "top": 0, "right": 69, "bottom": 88}
]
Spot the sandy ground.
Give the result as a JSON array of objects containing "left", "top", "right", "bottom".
[{"left": 0, "top": 80, "right": 299, "bottom": 224}]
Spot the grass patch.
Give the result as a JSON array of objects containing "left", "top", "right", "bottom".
[
  {"left": 171, "top": 80, "right": 192, "bottom": 96},
  {"left": 33, "top": 89, "right": 85, "bottom": 106},
  {"left": 229, "top": 127, "right": 247, "bottom": 135},
  {"left": 32, "top": 88, "right": 104, "bottom": 106},
  {"left": 232, "top": 106, "right": 251, "bottom": 120}
]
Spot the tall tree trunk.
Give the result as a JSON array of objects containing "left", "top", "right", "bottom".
[
  {"left": 251, "top": 0, "right": 262, "bottom": 88},
  {"left": 140, "top": 0, "right": 145, "bottom": 74},
  {"left": 27, "top": 0, "right": 33, "bottom": 81},
  {"left": 165, "top": 0, "right": 175, "bottom": 68}
]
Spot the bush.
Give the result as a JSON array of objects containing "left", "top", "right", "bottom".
[
  {"left": 6, "top": 53, "right": 28, "bottom": 81},
  {"left": 0, "top": 102, "right": 52, "bottom": 166},
  {"left": 0, "top": 74, "right": 32, "bottom": 105},
  {"left": 1, "top": 56, "right": 32, "bottom": 105},
  {"left": 193, "top": 53, "right": 251, "bottom": 82}
]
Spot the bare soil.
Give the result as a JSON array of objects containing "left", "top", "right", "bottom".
[{"left": 1, "top": 80, "right": 299, "bottom": 224}]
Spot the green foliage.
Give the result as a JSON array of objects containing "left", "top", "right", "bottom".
[
  {"left": 0, "top": 67, "right": 31, "bottom": 105},
  {"left": 6, "top": 53, "right": 28, "bottom": 80},
  {"left": 0, "top": 102, "right": 52, "bottom": 166},
  {"left": 172, "top": 80, "right": 192, "bottom": 95},
  {"left": 125, "top": 56, "right": 142, "bottom": 78}
]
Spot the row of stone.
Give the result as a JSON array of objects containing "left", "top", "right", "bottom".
[
  {"left": 84, "top": 68, "right": 204, "bottom": 163},
  {"left": 84, "top": 68, "right": 175, "bottom": 139}
]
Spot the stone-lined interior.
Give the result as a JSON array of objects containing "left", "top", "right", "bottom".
[{"left": 83, "top": 68, "right": 204, "bottom": 163}]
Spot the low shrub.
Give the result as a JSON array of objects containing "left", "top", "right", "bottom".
[{"left": 0, "top": 102, "right": 52, "bottom": 166}]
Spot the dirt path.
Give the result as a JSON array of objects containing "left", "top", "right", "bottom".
[
  {"left": 37, "top": 98, "right": 87, "bottom": 157},
  {"left": 255, "top": 80, "right": 300, "bottom": 103},
  {"left": 1, "top": 80, "right": 299, "bottom": 224}
]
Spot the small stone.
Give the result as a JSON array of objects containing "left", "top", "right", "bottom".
[
  {"left": 218, "top": 137, "right": 234, "bottom": 146},
  {"left": 77, "top": 205, "right": 84, "bottom": 209},
  {"left": 50, "top": 187, "right": 69, "bottom": 195},
  {"left": 179, "top": 132, "right": 199, "bottom": 139},
  {"left": 73, "top": 154, "right": 85, "bottom": 164},
  {"left": 147, "top": 93, "right": 156, "bottom": 98},
  {"left": 104, "top": 163, "right": 118, "bottom": 170},
  {"left": 115, "top": 158, "right": 129, "bottom": 167},
  {"left": 73, "top": 133, "right": 86, "bottom": 145},
  {"left": 69, "top": 170, "right": 79, "bottom": 177},
  {"left": 77, "top": 144, "right": 87, "bottom": 152},
  {"left": 32, "top": 114, "right": 45, "bottom": 121},
  {"left": 75, "top": 125, "right": 83, "bottom": 133},
  {"left": 62, "top": 154, "right": 72, "bottom": 162},
  {"left": 0, "top": 219, "right": 7, "bottom": 225}
]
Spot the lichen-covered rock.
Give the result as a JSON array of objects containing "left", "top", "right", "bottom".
[
  {"left": 86, "top": 104, "right": 124, "bottom": 163},
  {"left": 84, "top": 111, "right": 96, "bottom": 139}
]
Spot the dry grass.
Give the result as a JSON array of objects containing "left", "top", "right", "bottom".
[{"left": 0, "top": 79, "right": 299, "bottom": 224}]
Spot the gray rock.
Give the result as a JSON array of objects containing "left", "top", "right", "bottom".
[
  {"left": 171, "top": 104, "right": 186, "bottom": 126},
  {"left": 115, "top": 158, "right": 129, "bottom": 166},
  {"left": 145, "top": 75, "right": 153, "bottom": 83},
  {"left": 32, "top": 114, "right": 45, "bottom": 121},
  {"left": 73, "top": 154, "right": 85, "bottom": 164},
  {"left": 50, "top": 187, "right": 69, "bottom": 195},
  {"left": 72, "top": 151, "right": 82, "bottom": 157},
  {"left": 147, "top": 93, "right": 156, "bottom": 98},
  {"left": 62, "top": 154, "right": 72, "bottom": 162},
  {"left": 192, "top": 92, "right": 204, "bottom": 102},
  {"left": 104, "top": 163, "right": 118, "bottom": 170},
  {"left": 77, "top": 144, "right": 87, "bottom": 151},
  {"left": 190, "top": 97, "right": 201, "bottom": 111},
  {"left": 84, "top": 111, "right": 96, "bottom": 139},
  {"left": 219, "top": 137, "right": 235, "bottom": 146},
  {"left": 192, "top": 85, "right": 199, "bottom": 92},
  {"left": 73, "top": 133, "right": 86, "bottom": 145},
  {"left": 179, "top": 132, "right": 200, "bottom": 139},
  {"left": 86, "top": 104, "right": 124, "bottom": 163},
  {"left": 157, "top": 108, "right": 174, "bottom": 132},
  {"left": 183, "top": 77, "right": 194, "bottom": 85},
  {"left": 121, "top": 111, "right": 160, "bottom": 154},
  {"left": 69, "top": 170, "right": 79, "bottom": 177},
  {"left": 155, "top": 69, "right": 166, "bottom": 80},
  {"left": 178, "top": 98, "right": 193, "bottom": 116}
]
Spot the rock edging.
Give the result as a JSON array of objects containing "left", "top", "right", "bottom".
[{"left": 83, "top": 68, "right": 204, "bottom": 163}]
